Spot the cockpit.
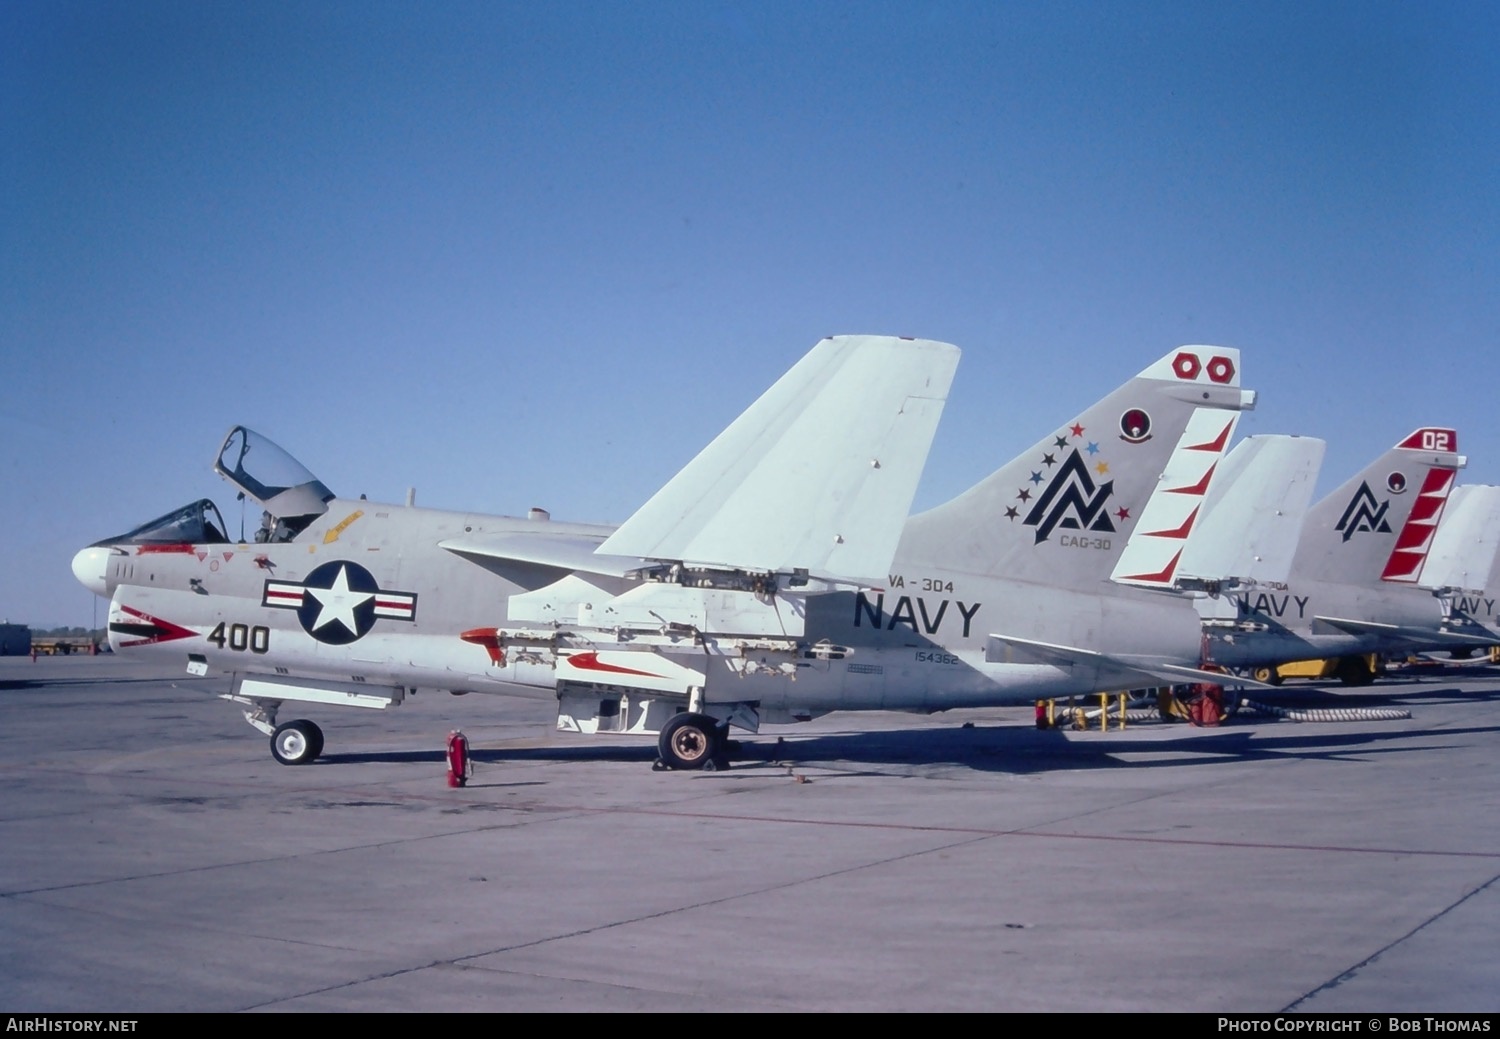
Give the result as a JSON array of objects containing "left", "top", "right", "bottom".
[
  {"left": 113, "top": 499, "right": 232, "bottom": 545},
  {"left": 213, "top": 426, "right": 334, "bottom": 543},
  {"left": 73, "top": 427, "right": 336, "bottom": 599},
  {"left": 90, "top": 426, "right": 335, "bottom": 548}
]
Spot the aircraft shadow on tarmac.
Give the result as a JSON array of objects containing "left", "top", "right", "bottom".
[
  {"left": 0, "top": 676, "right": 197, "bottom": 692},
  {"left": 314, "top": 709, "right": 1500, "bottom": 777}
]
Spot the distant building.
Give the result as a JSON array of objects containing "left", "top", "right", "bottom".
[{"left": 0, "top": 624, "right": 31, "bottom": 655}]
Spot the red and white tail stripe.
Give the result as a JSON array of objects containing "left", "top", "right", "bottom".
[
  {"left": 1111, "top": 408, "right": 1240, "bottom": 586},
  {"left": 1381, "top": 466, "right": 1458, "bottom": 582}
]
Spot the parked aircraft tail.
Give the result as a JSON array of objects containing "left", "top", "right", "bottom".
[
  {"left": 1420, "top": 485, "right": 1500, "bottom": 595},
  {"left": 899, "top": 346, "right": 1255, "bottom": 589},
  {"left": 1292, "top": 429, "right": 1464, "bottom": 587},
  {"left": 1168, "top": 434, "right": 1327, "bottom": 589}
]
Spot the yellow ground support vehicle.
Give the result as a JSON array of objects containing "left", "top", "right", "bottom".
[{"left": 1249, "top": 653, "right": 1383, "bottom": 686}]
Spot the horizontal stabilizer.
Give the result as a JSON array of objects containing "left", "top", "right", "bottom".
[
  {"left": 986, "top": 633, "right": 1275, "bottom": 690},
  {"left": 1313, "top": 615, "right": 1500, "bottom": 646},
  {"left": 598, "top": 335, "right": 960, "bottom": 580},
  {"left": 1176, "top": 435, "right": 1326, "bottom": 587}
]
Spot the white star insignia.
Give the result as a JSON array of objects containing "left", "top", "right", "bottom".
[{"left": 305, "top": 564, "right": 374, "bottom": 634}]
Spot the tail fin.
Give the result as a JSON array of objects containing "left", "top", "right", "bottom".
[
  {"left": 899, "top": 346, "right": 1255, "bottom": 590},
  {"left": 1292, "top": 428, "right": 1465, "bottom": 587},
  {"left": 1169, "top": 434, "right": 1327, "bottom": 589},
  {"left": 1420, "top": 484, "right": 1500, "bottom": 594}
]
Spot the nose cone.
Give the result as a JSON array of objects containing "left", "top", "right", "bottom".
[{"left": 72, "top": 546, "right": 115, "bottom": 598}]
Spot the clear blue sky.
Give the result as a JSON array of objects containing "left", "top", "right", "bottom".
[{"left": 4, "top": 0, "right": 1497, "bottom": 627}]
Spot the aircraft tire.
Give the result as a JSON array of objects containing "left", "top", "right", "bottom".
[
  {"left": 658, "top": 713, "right": 717, "bottom": 771},
  {"left": 271, "top": 720, "right": 324, "bottom": 765}
]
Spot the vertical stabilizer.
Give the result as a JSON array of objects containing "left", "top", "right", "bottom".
[
  {"left": 1172, "top": 435, "right": 1326, "bottom": 588},
  {"left": 1419, "top": 485, "right": 1500, "bottom": 593},
  {"left": 1292, "top": 428, "right": 1464, "bottom": 587},
  {"left": 899, "top": 346, "right": 1255, "bottom": 589}
]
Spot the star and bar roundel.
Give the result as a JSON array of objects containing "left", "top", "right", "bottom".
[{"left": 262, "top": 561, "right": 418, "bottom": 645}]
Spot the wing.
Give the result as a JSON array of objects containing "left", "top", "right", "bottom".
[{"left": 597, "top": 334, "right": 960, "bottom": 583}]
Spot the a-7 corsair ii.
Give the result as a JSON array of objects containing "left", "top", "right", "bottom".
[{"left": 74, "top": 335, "right": 1254, "bottom": 770}]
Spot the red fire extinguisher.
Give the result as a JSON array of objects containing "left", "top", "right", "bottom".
[{"left": 446, "top": 730, "right": 472, "bottom": 788}]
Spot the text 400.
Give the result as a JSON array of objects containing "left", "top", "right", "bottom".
[{"left": 207, "top": 622, "right": 270, "bottom": 653}]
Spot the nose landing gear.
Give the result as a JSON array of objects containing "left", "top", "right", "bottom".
[{"left": 270, "top": 719, "right": 324, "bottom": 765}]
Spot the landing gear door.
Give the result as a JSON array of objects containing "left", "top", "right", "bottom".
[{"left": 214, "top": 426, "right": 335, "bottom": 534}]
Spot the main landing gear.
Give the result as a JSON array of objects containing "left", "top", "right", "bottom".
[
  {"left": 270, "top": 719, "right": 324, "bottom": 765},
  {"left": 655, "top": 712, "right": 731, "bottom": 772}
]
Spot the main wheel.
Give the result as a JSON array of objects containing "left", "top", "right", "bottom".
[
  {"left": 658, "top": 713, "right": 717, "bottom": 771},
  {"left": 271, "top": 720, "right": 324, "bottom": 765}
]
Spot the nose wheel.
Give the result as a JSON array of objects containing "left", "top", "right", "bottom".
[{"left": 271, "top": 720, "right": 325, "bottom": 765}]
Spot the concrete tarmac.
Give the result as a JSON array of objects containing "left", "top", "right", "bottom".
[{"left": 1, "top": 654, "right": 1497, "bottom": 1013}]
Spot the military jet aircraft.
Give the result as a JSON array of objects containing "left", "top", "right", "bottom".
[
  {"left": 1165, "top": 429, "right": 1490, "bottom": 683},
  {"left": 74, "top": 336, "right": 1255, "bottom": 769}
]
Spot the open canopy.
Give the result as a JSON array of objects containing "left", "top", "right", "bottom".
[{"left": 213, "top": 425, "right": 334, "bottom": 526}]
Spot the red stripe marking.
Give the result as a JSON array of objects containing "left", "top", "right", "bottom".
[
  {"left": 1120, "top": 549, "right": 1183, "bottom": 584},
  {"left": 1186, "top": 422, "right": 1233, "bottom": 453},
  {"left": 1143, "top": 505, "right": 1199, "bottom": 540},
  {"left": 1166, "top": 462, "right": 1217, "bottom": 497},
  {"left": 566, "top": 651, "right": 663, "bottom": 678},
  {"left": 116, "top": 604, "right": 197, "bottom": 647}
]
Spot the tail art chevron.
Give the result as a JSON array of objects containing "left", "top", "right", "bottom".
[{"left": 1110, "top": 408, "right": 1240, "bottom": 586}]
